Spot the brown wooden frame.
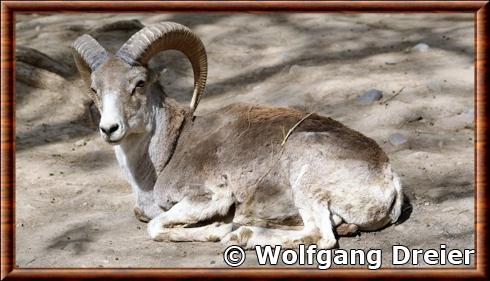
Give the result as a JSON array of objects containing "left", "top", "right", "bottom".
[{"left": 1, "top": 1, "right": 488, "bottom": 279}]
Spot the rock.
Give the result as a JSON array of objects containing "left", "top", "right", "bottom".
[
  {"left": 412, "top": 43, "right": 430, "bottom": 52},
  {"left": 356, "top": 89, "right": 383, "bottom": 105},
  {"left": 16, "top": 61, "right": 67, "bottom": 90},
  {"left": 75, "top": 139, "right": 87, "bottom": 146},
  {"left": 92, "top": 19, "right": 144, "bottom": 33},
  {"left": 16, "top": 46, "right": 71, "bottom": 77},
  {"left": 65, "top": 24, "right": 85, "bottom": 32},
  {"left": 389, "top": 133, "right": 407, "bottom": 146}
]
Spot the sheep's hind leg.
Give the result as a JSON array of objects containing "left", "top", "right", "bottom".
[
  {"left": 311, "top": 200, "right": 338, "bottom": 249},
  {"left": 222, "top": 208, "right": 321, "bottom": 249}
]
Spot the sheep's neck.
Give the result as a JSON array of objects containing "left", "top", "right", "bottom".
[
  {"left": 149, "top": 99, "right": 188, "bottom": 174},
  {"left": 113, "top": 100, "right": 187, "bottom": 193},
  {"left": 114, "top": 133, "right": 155, "bottom": 192}
]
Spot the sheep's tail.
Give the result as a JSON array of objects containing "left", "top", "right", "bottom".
[{"left": 390, "top": 171, "right": 403, "bottom": 223}]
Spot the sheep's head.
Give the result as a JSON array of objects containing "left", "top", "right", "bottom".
[{"left": 72, "top": 22, "right": 207, "bottom": 144}]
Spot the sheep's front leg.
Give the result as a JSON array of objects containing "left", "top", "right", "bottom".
[
  {"left": 148, "top": 192, "right": 234, "bottom": 241},
  {"left": 133, "top": 205, "right": 162, "bottom": 223},
  {"left": 133, "top": 189, "right": 164, "bottom": 222},
  {"left": 149, "top": 222, "right": 233, "bottom": 242}
]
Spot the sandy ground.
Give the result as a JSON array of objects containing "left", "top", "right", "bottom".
[{"left": 15, "top": 13, "right": 475, "bottom": 268}]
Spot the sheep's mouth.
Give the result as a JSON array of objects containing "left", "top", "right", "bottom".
[
  {"left": 101, "top": 134, "right": 125, "bottom": 145},
  {"left": 107, "top": 139, "right": 123, "bottom": 145}
]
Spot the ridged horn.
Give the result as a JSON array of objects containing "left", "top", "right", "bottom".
[
  {"left": 71, "top": 34, "right": 109, "bottom": 103},
  {"left": 116, "top": 22, "right": 207, "bottom": 113}
]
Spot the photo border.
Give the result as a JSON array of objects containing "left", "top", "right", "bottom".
[{"left": 1, "top": 1, "right": 488, "bottom": 279}]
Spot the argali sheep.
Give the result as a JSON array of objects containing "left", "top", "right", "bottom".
[{"left": 72, "top": 22, "right": 403, "bottom": 249}]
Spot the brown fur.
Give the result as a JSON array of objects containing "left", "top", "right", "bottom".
[{"left": 154, "top": 103, "right": 390, "bottom": 226}]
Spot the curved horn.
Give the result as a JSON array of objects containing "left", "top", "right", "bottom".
[
  {"left": 116, "top": 22, "right": 207, "bottom": 113},
  {"left": 71, "top": 34, "right": 109, "bottom": 101}
]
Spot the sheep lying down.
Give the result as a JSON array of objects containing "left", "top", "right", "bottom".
[{"left": 72, "top": 21, "right": 403, "bottom": 249}]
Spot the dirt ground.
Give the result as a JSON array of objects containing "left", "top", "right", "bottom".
[{"left": 15, "top": 13, "right": 475, "bottom": 268}]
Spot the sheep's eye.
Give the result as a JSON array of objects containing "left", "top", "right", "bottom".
[
  {"left": 90, "top": 87, "right": 97, "bottom": 94},
  {"left": 131, "top": 80, "right": 145, "bottom": 95}
]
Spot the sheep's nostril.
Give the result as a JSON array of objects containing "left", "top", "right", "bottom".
[
  {"left": 100, "top": 127, "right": 108, "bottom": 135},
  {"left": 100, "top": 124, "right": 119, "bottom": 136},
  {"left": 109, "top": 124, "right": 119, "bottom": 134}
]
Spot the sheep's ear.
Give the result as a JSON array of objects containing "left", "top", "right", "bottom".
[
  {"left": 148, "top": 71, "right": 159, "bottom": 85},
  {"left": 71, "top": 34, "right": 108, "bottom": 101}
]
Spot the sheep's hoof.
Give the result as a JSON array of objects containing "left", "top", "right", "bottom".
[
  {"left": 222, "top": 226, "right": 253, "bottom": 248},
  {"left": 318, "top": 238, "right": 338, "bottom": 249},
  {"left": 148, "top": 217, "right": 165, "bottom": 241},
  {"left": 336, "top": 223, "right": 359, "bottom": 237},
  {"left": 133, "top": 206, "right": 151, "bottom": 223}
]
